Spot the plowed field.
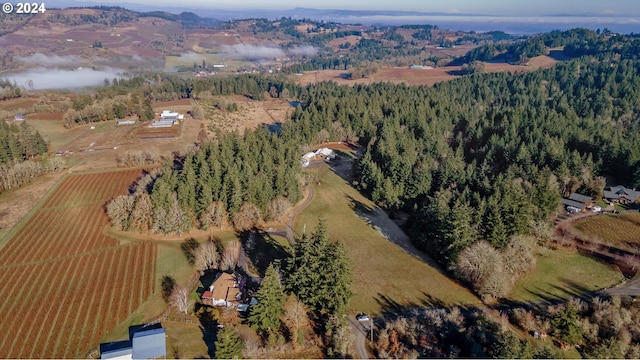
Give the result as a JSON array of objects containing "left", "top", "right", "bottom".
[{"left": 0, "top": 170, "right": 156, "bottom": 359}]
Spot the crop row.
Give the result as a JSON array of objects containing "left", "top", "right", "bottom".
[
  {"left": 0, "top": 169, "right": 156, "bottom": 358},
  {"left": 573, "top": 213, "right": 640, "bottom": 245},
  {"left": 0, "top": 170, "right": 143, "bottom": 264},
  {"left": 0, "top": 242, "right": 156, "bottom": 358}
]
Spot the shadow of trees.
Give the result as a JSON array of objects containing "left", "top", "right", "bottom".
[{"left": 237, "top": 229, "right": 291, "bottom": 277}]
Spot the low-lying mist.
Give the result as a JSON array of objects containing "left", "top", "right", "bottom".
[{"left": 5, "top": 67, "right": 127, "bottom": 90}]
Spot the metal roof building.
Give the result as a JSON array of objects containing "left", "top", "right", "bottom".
[{"left": 132, "top": 327, "right": 166, "bottom": 359}]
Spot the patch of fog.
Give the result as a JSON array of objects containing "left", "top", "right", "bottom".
[
  {"left": 17, "top": 53, "right": 83, "bottom": 68},
  {"left": 288, "top": 45, "right": 318, "bottom": 57},
  {"left": 221, "top": 43, "right": 286, "bottom": 60},
  {"left": 4, "top": 67, "right": 128, "bottom": 90}
]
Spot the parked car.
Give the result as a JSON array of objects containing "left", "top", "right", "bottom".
[{"left": 356, "top": 313, "right": 370, "bottom": 322}]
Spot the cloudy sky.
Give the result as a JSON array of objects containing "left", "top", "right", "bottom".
[{"left": 79, "top": 0, "right": 639, "bottom": 16}]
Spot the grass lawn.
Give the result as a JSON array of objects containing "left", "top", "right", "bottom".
[
  {"left": 27, "top": 119, "right": 86, "bottom": 151},
  {"left": 164, "top": 321, "right": 212, "bottom": 359},
  {"left": 509, "top": 246, "right": 624, "bottom": 303},
  {"left": 294, "top": 166, "right": 480, "bottom": 315}
]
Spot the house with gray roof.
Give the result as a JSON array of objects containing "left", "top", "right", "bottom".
[
  {"left": 604, "top": 186, "right": 640, "bottom": 204},
  {"left": 561, "top": 192, "right": 593, "bottom": 212}
]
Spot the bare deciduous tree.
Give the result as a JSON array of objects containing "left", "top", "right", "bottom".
[
  {"left": 169, "top": 285, "right": 192, "bottom": 314},
  {"left": 316, "top": 128, "right": 330, "bottom": 144},
  {"left": 266, "top": 196, "right": 292, "bottom": 223},
  {"left": 130, "top": 193, "right": 153, "bottom": 232},
  {"left": 281, "top": 294, "right": 310, "bottom": 349},
  {"left": 220, "top": 239, "right": 242, "bottom": 271},
  {"left": 456, "top": 241, "right": 509, "bottom": 302},
  {"left": 106, "top": 195, "right": 135, "bottom": 230},
  {"left": 195, "top": 239, "right": 219, "bottom": 273},
  {"left": 502, "top": 235, "right": 536, "bottom": 277},
  {"left": 232, "top": 202, "right": 263, "bottom": 231},
  {"left": 200, "top": 201, "right": 228, "bottom": 230}
]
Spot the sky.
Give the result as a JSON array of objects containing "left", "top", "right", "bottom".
[{"left": 79, "top": 0, "right": 640, "bottom": 16}]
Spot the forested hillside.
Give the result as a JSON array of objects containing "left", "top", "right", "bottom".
[
  {"left": 462, "top": 28, "right": 640, "bottom": 63},
  {"left": 278, "top": 52, "right": 640, "bottom": 297},
  {"left": 101, "top": 30, "right": 640, "bottom": 297}
]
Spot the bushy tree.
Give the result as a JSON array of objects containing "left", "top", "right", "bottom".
[{"left": 232, "top": 202, "right": 263, "bottom": 231}]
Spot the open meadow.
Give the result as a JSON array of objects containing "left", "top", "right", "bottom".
[
  {"left": 0, "top": 170, "right": 157, "bottom": 358},
  {"left": 294, "top": 163, "right": 481, "bottom": 315},
  {"left": 509, "top": 245, "right": 624, "bottom": 303}
]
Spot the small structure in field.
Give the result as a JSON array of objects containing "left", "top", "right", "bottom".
[
  {"left": 301, "top": 152, "right": 315, "bottom": 167},
  {"left": 117, "top": 119, "right": 136, "bottom": 126},
  {"left": 99, "top": 323, "right": 166, "bottom": 359},
  {"left": 315, "top": 147, "right": 336, "bottom": 160},
  {"left": 604, "top": 185, "right": 640, "bottom": 204},
  {"left": 148, "top": 110, "right": 183, "bottom": 128},
  {"left": 14, "top": 114, "right": 25, "bottom": 122}
]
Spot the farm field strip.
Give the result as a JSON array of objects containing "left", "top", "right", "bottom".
[
  {"left": 67, "top": 252, "right": 114, "bottom": 358},
  {"left": 58, "top": 253, "right": 108, "bottom": 358},
  {"left": 0, "top": 169, "right": 157, "bottom": 359},
  {"left": 573, "top": 212, "right": 640, "bottom": 246},
  {"left": 0, "top": 257, "right": 72, "bottom": 357},
  {"left": 26, "top": 258, "right": 78, "bottom": 359},
  {"left": 11, "top": 257, "right": 77, "bottom": 358}
]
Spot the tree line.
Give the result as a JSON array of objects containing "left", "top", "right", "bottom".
[
  {"left": 107, "top": 129, "right": 302, "bottom": 235},
  {"left": 0, "top": 121, "right": 47, "bottom": 165}
]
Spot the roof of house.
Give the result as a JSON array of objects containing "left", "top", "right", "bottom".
[
  {"left": 561, "top": 198, "right": 586, "bottom": 209},
  {"left": 211, "top": 272, "right": 241, "bottom": 304},
  {"left": 568, "top": 192, "right": 592, "bottom": 203},
  {"left": 604, "top": 186, "right": 640, "bottom": 201},
  {"left": 132, "top": 327, "right": 166, "bottom": 360}
]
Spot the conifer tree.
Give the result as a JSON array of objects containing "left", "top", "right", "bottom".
[
  {"left": 284, "top": 221, "right": 352, "bottom": 316},
  {"left": 214, "top": 326, "right": 244, "bottom": 359},
  {"left": 248, "top": 264, "right": 285, "bottom": 335}
]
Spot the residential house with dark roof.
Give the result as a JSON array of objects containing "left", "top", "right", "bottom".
[
  {"left": 604, "top": 186, "right": 640, "bottom": 204},
  {"left": 561, "top": 192, "right": 593, "bottom": 212}
]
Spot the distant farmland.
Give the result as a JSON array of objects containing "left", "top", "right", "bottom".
[
  {"left": 573, "top": 212, "right": 640, "bottom": 248},
  {"left": 0, "top": 170, "right": 156, "bottom": 358}
]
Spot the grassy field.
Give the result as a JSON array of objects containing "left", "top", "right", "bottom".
[
  {"left": 573, "top": 212, "right": 640, "bottom": 246},
  {"left": 294, "top": 166, "right": 480, "bottom": 315},
  {"left": 509, "top": 246, "right": 624, "bottom": 303}
]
